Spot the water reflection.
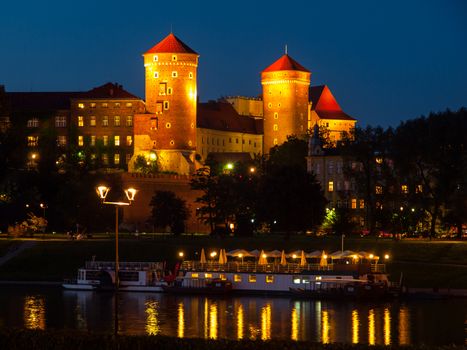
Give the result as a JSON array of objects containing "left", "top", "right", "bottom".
[{"left": 0, "top": 288, "right": 464, "bottom": 346}]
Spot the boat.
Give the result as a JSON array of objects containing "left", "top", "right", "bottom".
[
  {"left": 177, "top": 250, "right": 399, "bottom": 298},
  {"left": 62, "top": 261, "right": 167, "bottom": 292},
  {"left": 162, "top": 277, "right": 233, "bottom": 295}
]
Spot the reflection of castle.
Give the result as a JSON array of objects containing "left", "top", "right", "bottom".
[
  {"left": 1, "top": 33, "right": 355, "bottom": 175},
  {"left": 133, "top": 33, "right": 356, "bottom": 174}
]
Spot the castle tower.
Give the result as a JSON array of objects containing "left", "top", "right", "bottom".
[
  {"left": 261, "top": 54, "right": 311, "bottom": 153},
  {"left": 134, "top": 33, "right": 199, "bottom": 174}
]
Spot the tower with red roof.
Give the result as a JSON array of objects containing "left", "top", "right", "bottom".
[
  {"left": 261, "top": 53, "right": 311, "bottom": 153},
  {"left": 134, "top": 33, "right": 199, "bottom": 174}
]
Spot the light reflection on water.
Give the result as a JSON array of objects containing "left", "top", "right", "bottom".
[{"left": 0, "top": 288, "right": 465, "bottom": 345}]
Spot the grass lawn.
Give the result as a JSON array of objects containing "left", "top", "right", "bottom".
[{"left": 0, "top": 235, "right": 466, "bottom": 288}]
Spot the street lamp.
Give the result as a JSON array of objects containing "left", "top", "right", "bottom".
[
  {"left": 40, "top": 203, "right": 47, "bottom": 219},
  {"left": 96, "top": 185, "right": 137, "bottom": 289}
]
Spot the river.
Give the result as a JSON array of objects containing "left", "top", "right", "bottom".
[{"left": 0, "top": 286, "right": 465, "bottom": 345}]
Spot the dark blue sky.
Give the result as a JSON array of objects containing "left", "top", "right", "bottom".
[{"left": 1, "top": 0, "right": 466, "bottom": 127}]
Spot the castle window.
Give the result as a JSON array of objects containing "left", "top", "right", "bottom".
[
  {"left": 170, "top": 140, "right": 175, "bottom": 146},
  {"left": 351, "top": 198, "right": 357, "bottom": 209},
  {"left": 126, "top": 136, "right": 132, "bottom": 146},
  {"left": 57, "top": 135, "right": 67, "bottom": 146},
  {"left": 126, "top": 103, "right": 132, "bottom": 108},
  {"left": 401, "top": 185, "right": 409, "bottom": 194},
  {"left": 78, "top": 136, "right": 83, "bottom": 146},
  {"left": 164, "top": 101, "right": 169, "bottom": 110},
  {"left": 115, "top": 102, "right": 121, "bottom": 108},
  {"left": 273, "top": 124, "right": 278, "bottom": 131},
  {"left": 90, "top": 103, "right": 96, "bottom": 108},
  {"left": 154, "top": 72, "right": 159, "bottom": 78},
  {"left": 103, "top": 135, "right": 108, "bottom": 146},
  {"left": 201, "top": 137, "right": 204, "bottom": 144},
  {"left": 156, "top": 102, "right": 163, "bottom": 113},
  {"left": 188, "top": 140, "right": 192, "bottom": 146},
  {"left": 153, "top": 55, "right": 158, "bottom": 61},
  {"left": 91, "top": 135, "right": 96, "bottom": 146},
  {"left": 189, "top": 72, "right": 193, "bottom": 79},
  {"left": 126, "top": 115, "right": 133, "bottom": 126},
  {"left": 328, "top": 181, "right": 334, "bottom": 192},
  {"left": 27, "top": 118, "right": 39, "bottom": 128},
  {"left": 359, "top": 199, "right": 365, "bottom": 209},
  {"left": 268, "top": 103, "right": 272, "bottom": 108},
  {"left": 78, "top": 103, "right": 84, "bottom": 109},
  {"left": 172, "top": 55, "right": 177, "bottom": 61},
  {"left": 114, "top": 136, "right": 120, "bottom": 146},
  {"left": 274, "top": 112, "right": 278, "bottom": 119},
  {"left": 166, "top": 122, "right": 171, "bottom": 129},
  {"left": 28, "top": 136, "right": 38, "bottom": 147},
  {"left": 376, "top": 185, "right": 383, "bottom": 194},
  {"left": 102, "top": 103, "right": 108, "bottom": 108},
  {"left": 266, "top": 275, "right": 274, "bottom": 283},
  {"left": 159, "top": 82, "right": 167, "bottom": 95},
  {"left": 172, "top": 71, "right": 178, "bottom": 78},
  {"left": 102, "top": 116, "right": 109, "bottom": 127},
  {"left": 236, "top": 138, "right": 239, "bottom": 144},
  {"left": 416, "top": 184, "right": 423, "bottom": 193},
  {"left": 102, "top": 154, "right": 109, "bottom": 165},
  {"left": 167, "top": 87, "right": 172, "bottom": 95},
  {"left": 273, "top": 138, "right": 278, "bottom": 145},
  {"left": 249, "top": 275, "right": 257, "bottom": 283},
  {"left": 114, "top": 153, "right": 120, "bottom": 165},
  {"left": 90, "top": 116, "right": 96, "bottom": 126},
  {"left": 78, "top": 116, "right": 84, "bottom": 127},
  {"left": 55, "top": 116, "right": 67, "bottom": 128},
  {"left": 114, "top": 116, "right": 121, "bottom": 126}
]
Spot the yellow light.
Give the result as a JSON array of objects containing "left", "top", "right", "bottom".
[
  {"left": 124, "top": 187, "right": 137, "bottom": 201},
  {"left": 177, "top": 302, "right": 184, "bottom": 338},
  {"left": 149, "top": 152, "right": 157, "bottom": 161},
  {"left": 96, "top": 185, "right": 110, "bottom": 200},
  {"left": 210, "top": 251, "right": 217, "bottom": 258},
  {"left": 238, "top": 254, "right": 243, "bottom": 258},
  {"left": 237, "top": 304, "right": 244, "bottom": 340},
  {"left": 351, "top": 309, "right": 359, "bottom": 344},
  {"left": 226, "top": 163, "right": 234, "bottom": 170},
  {"left": 369, "top": 254, "right": 374, "bottom": 259},
  {"left": 178, "top": 252, "right": 184, "bottom": 258},
  {"left": 292, "top": 254, "right": 297, "bottom": 259},
  {"left": 31, "top": 153, "right": 37, "bottom": 159},
  {"left": 353, "top": 254, "right": 357, "bottom": 260},
  {"left": 323, "top": 254, "right": 328, "bottom": 259},
  {"left": 249, "top": 167, "right": 256, "bottom": 173},
  {"left": 384, "top": 254, "right": 390, "bottom": 260},
  {"left": 262, "top": 254, "right": 267, "bottom": 259}
]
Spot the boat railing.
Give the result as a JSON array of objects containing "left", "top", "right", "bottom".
[
  {"left": 84, "top": 261, "right": 163, "bottom": 271},
  {"left": 181, "top": 261, "right": 335, "bottom": 273}
]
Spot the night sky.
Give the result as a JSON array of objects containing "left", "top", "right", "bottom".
[{"left": 1, "top": 0, "right": 466, "bottom": 127}]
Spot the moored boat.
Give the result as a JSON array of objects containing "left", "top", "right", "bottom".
[{"left": 162, "top": 277, "right": 233, "bottom": 295}]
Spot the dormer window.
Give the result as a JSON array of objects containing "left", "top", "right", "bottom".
[{"left": 172, "top": 55, "right": 177, "bottom": 61}]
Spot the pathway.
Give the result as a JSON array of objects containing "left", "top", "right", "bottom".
[{"left": 0, "top": 241, "right": 37, "bottom": 266}]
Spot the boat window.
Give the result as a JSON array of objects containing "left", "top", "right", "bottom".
[
  {"left": 219, "top": 274, "right": 226, "bottom": 281},
  {"left": 205, "top": 273, "right": 212, "bottom": 278},
  {"left": 315, "top": 276, "right": 322, "bottom": 280},
  {"left": 266, "top": 275, "right": 274, "bottom": 283},
  {"left": 249, "top": 275, "right": 257, "bottom": 283},
  {"left": 234, "top": 274, "right": 242, "bottom": 282},
  {"left": 293, "top": 277, "right": 301, "bottom": 284},
  {"left": 191, "top": 273, "right": 199, "bottom": 278}
]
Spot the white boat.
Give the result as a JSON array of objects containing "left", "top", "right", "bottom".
[{"left": 62, "top": 261, "right": 167, "bottom": 292}]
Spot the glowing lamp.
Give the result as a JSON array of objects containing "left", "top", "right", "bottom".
[
  {"left": 384, "top": 254, "right": 390, "bottom": 260},
  {"left": 226, "top": 163, "right": 234, "bottom": 170},
  {"left": 125, "top": 188, "right": 137, "bottom": 202},
  {"left": 178, "top": 252, "right": 184, "bottom": 258},
  {"left": 96, "top": 185, "right": 110, "bottom": 200}
]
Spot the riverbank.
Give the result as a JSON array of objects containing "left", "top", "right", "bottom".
[
  {"left": 0, "top": 329, "right": 464, "bottom": 350},
  {"left": 0, "top": 236, "right": 466, "bottom": 288}
]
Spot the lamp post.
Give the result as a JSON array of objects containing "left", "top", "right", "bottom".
[{"left": 96, "top": 185, "right": 137, "bottom": 289}]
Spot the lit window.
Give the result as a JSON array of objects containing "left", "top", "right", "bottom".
[
  {"left": 293, "top": 277, "right": 301, "bottom": 284},
  {"left": 57, "top": 135, "right": 67, "bottom": 146},
  {"left": 91, "top": 135, "right": 96, "bottom": 146},
  {"left": 159, "top": 82, "right": 167, "bottom": 95},
  {"left": 328, "top": 181, "right": 334, "bottom": 192},
  {"left": 90, "top": 103, "right": 96, "bottom": 108},
  {"left": 102, "top": 103, "right": 108, "bottom": 108},
  {"left": 205, "top": 273, "right": 213, "bottom": 278},
  {"left": 102, "top": 116, "right": 109, "bottom": 126},
  {"left": 126, "top": 102, "right": 132, "bottom": 108},
  {"left": 172, "top": 71, "right": 178, "bottom": 78},
  {"left": 126, "top": 135, "right": 133, "bottom": 146},
  {"left": 114, "top": 153, "right": 120, "bottom": 165},
  {"left": 189, "top": 72, "right": 193, "bottom": 79},
  {"left": 401, "top": 185, "right": 409, "bottom": 194},
  {"left": 27, "top": 118, "right": 39, "bottom": 128},
  {"left": 78, "top": 116, "right": 84, "bottom": 127},
  {"left": 166, "top": 122, "right": 171, "bottom": 128},
  {"left": 78, "top": 103, "right": 84, "bottom": 109},
  {"left": 376, "top": 157, "right": 383, "bottom": 164},
  {"left": 154, "top": 55, "right": 158, "bottom": 61},
  {"left": 416, "top": 184, "right": 423, "bottom": 193},
  {"left": 274, "top": 112, "right": 278, "bottom": 119},
  {"left": 351, "top": 199, "right": 357, "bottom": 209},
  {"left": 114, "top": 115, "right": 121, "bottom": 126},
  {"left": 273, "top": 124, "right": 278, "bottom": 131},
  {"left": 90, "top": 116, "right": 96, "bottom": 126},
  {"left": 156, "top": 102, "right": 163, "bottom": 113},
  {"left": 55, "top": 116, "right": 66, "bottom": 128},
  {"left": 273, "top": 138, "right": 278, "bottom": 145},
  {"left": 249, "top": 275, "right": 257, "bottom": 283},
  {"left": 91, "top": 153, "right": 96, "bottom": 160},
  {"left": 154, "top": 72, "right": 159, "bottom": 78},
  {"left": 234, "top": 275, "right": 241, "bottom": 282},
  {"left": 115, "top": 102, "right": 120, "bottom": 108},
  {"left": 219, "top": 274, "right": 226, "bottom": 281},
  {"left": 191, "top": 273, "right": 198, "bottom": 278},
  {"left": 359, "top": 199, "right": 365, "bottom": 209},
  {"left": 126, "top": 115, "right": 133, "bottom": 127},
  {"left": 172, "top": 55, "right": 177, "bottom": 61},
  {"left": 114, "top": 135, "right": 120, "bottom": 146},
  {"left": 78, "top": 136, "right": 83, "bottom": 146},
  {"left": 27, "top": 136, "right": 38, "bottom": 146},
  {"left": 102, "top": 154, "right": 109, "bottom": 165},
  {"left": 164, "top": 101, "right": 169, "bottom": 110},
  {"left": 376, "top": 185, "right": 383, "bottom": 194},
  {"left": 103, "top": 135, "right": 108, "bottom": 146},
  {"left": 266, "top": 275, "right": 274, "bottom": 283}
]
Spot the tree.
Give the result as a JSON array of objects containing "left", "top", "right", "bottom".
[{"left": 149, "top": 190, "right": 190, "bottom": 235}]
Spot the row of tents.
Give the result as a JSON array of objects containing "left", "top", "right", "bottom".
[{"left": 197, "top": 248, "right": 380, "bottom": 265}]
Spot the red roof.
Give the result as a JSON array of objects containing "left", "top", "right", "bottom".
[
  {"left": 80, "top": 82, "right": 140, "bottom": 99},
  {"left": 197, "top": 101, "right": 263, "bottom": 134},
  {"left": 263, "top": 54, "right": 309, "bottom": 73},
  {"left": 145, "top": 33, "right": 197, "bottom": 54},
  {"left": 309, "top": 85, "right": 355, "bottom": 121}
]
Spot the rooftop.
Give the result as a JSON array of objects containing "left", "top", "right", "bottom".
[
  {"left": 263, "top": 54, "right": 310, "bottom": 73},
  {"left": 145, "top": 33, "right": 198, "bottom": 55}
]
